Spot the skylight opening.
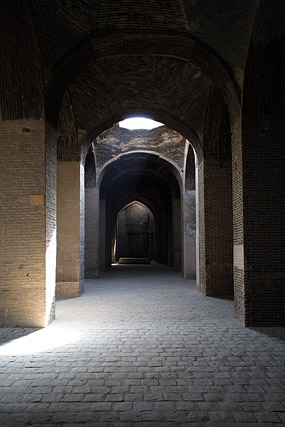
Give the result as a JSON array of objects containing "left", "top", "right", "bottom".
[{"left": 119, "top": 117, "right": 163, "bottom": 130}]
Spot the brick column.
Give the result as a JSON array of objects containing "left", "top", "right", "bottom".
[
  {"left": 233, "top": 117, "right": 285, "bottom": 325},
  {"left": 56, "top": 161, "right": 84, "bottom": 298},
  {"left": 172, "top": 196, "right": 182, "bottom": 271},
  {"left": 0, "top": 120, "right": 57, "bottom": 327},
  {"left": 198, "top": 159, "right": 233, "bottom": 296},
  {"left": 99, "top": 197, "right": 106, "bottom": 272},
  {"left": 85, "top": 187, "right": 99, "bottom": 277},
  {"left": 183, "top": 190, "right": 196, "bottom": 279}
]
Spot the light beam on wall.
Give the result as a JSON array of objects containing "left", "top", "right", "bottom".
[{"left": 119, "top": 117, "right": 163, "bottom": 130}]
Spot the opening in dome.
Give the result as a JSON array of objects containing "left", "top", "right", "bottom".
[{"left": 119, "top": 117, "right": 163, "bottom": 130}]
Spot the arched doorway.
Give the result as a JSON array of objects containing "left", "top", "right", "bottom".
[{"left": 115, "top": 201, "right": 155, "bottom": 263}]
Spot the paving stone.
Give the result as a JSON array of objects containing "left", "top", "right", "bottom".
[
  {"left": 232, "top": 411, "right": 257, "bottom": 422},
  {"left": 112, "top": 402, "right": 134, "bottom": 411},
  {"left": 0, "top": 264, "right": 284, "bottom": 426},
  {"left": 209, "top": 411, "right": 234, "bottom": 421},
  {"left": 254, "top": 412, "right": 283, "bottom": 423},
  {"left": 197, "top": 401, "right": 220, "bottom": 411}
]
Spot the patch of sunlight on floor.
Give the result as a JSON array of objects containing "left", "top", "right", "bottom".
[
  {"left": 0, "top": 327, "right": 81, "bottom": 355},
  {"left": 119, "top": 117, "right": 163, "bottom": 130}
]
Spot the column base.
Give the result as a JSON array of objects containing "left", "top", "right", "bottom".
[{"left": 56, "top": 281, "right": 84, "bottom": 300}]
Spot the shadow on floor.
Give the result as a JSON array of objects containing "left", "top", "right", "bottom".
[{"left": 249, "top": 327, "right": 285, "bottom": 341}]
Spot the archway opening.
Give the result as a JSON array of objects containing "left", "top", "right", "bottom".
[
  {"left": 80, "top": 117, "right": 203, "bottom": 294},
  {"left": 115, "top": 201, "right": 155, "bottom": 264},
  {"left": 98, "top": 151, "right": 181, "bottom": 273},
  {"left": 84, "top": 119, "right": 195, "bottom": 279}
]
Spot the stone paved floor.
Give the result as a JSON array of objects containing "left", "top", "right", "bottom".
[{"left": 0, "top": 264, "right": 284, "bottom": 426}]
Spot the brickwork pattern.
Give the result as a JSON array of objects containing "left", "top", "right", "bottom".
[
  {"left": 56, "top": 162, "right": 84, "bottom": 299},
  {"left": 172, "top": 197, "right": 182, "bottom": 271},
  {"left": 198, "top": 162, "right": 206, "bottom": 295},
  {"left": 184, "top": 146, "right": 196, "bottom": 279},
  {"left": 0, "top": 0, "right": 283, "bottom": 330},
  {"left": 182, "top": 0, "right": 257, "bottom": 78},
  {"left": 79, "top": 161, "right": 85, "bottom": 292},
  {"left": 198, "top": 160, "right": 233, "bottom": 297},
  {"left": 0, "top": 120, "right": 51, "bottom": 327},
  {"left": 69, "top": 56, "right": 212, "bottom": 135},
  {"left": 234, "top": 1, "right": 285, "bottom": 326},
  {"left": 45, "top": 122, "right": 57, "bottom": 324},
  {"left": 30, "top": 0, "right": 187, "bottom": 69},
  {"left": 183, "top": 190, "right": 196, "bottom": 280},
  {"left": 204, "top": 160, "right": 233, "bottom": 296},
  {"left": 0, "top": 265, "right": 284, "bottom": 426},
  {"left": 0, "top": 2, "right": 43, "bottom": 121},
  {"left": 231, "top": 118, "right": 245, "bottom": 324},
  {"left": 241, "top": 116, "right": 285, "bottom": 326},
  {"left": 57, "top": 91, "right": 79, "bottom": 162},
  {"left": 85, "top": 188, "right": 98, "bottom": 278}
]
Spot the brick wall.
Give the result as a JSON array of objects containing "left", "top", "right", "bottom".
[{"left": 0, "top": 119, "right": 55, "bottom": 326}]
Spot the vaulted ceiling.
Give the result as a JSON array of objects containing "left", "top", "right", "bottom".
[
  {"left": 28, "top": 0, "right": 257, "bottom": 136},
  {"left": 1, "top": 0, "right": 284, "bottom": 150}
]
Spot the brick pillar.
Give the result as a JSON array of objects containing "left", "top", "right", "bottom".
[
  {"left": 198, "top": 159, "right": 233, "bottom": 296},
  {"left": 233, "top": 117, "right": 285, "bottom": 325},
  {"left": 183, "top": 190, "right": 196, "bottom": 279},
  {"left": 84, "top": 147, "right": 99, "bottom": 278},
  {"left": 0, "top": 120, "right": 57, "bottom": 327},
  {"left": 105, "top": 202, "right": 113, "bottom": 269},
  {"left": 56, "top": 161, "right": 84, "bottom": 299},
  {"left": 232, "top": 118, "right": 245, "bottom": 322},
  {"left": 184, "top": 143, "right": 196, "bottom": 279},
  {"left": 99, "top": 197, "right": 106, "bottom": 272},
  {"left": 85, "top": 187, "right": 100, "bottom": 278},
  {"left": 155, "top": 211, "right": 168, "bottom": 264},
  {"left": 233, "top": 0, "right": 285, "bottom": 326},
  {"left": 172, "top": 196, "right": 182, "bottom": 271}
]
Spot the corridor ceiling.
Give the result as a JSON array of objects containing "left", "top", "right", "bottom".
[
  {"left": 28, "top": 0, "right": 257, "bottom": 136},
  {"left": 1, "top": 1, "right": 282, "bottom": 148},
  {"left": 100, "top": 152, "right": 181, "bottom": 217}
]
